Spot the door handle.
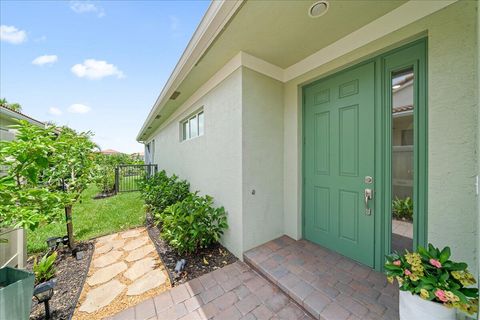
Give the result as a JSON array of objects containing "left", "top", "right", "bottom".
[{"left": 364, "top": 188, "right": 373, "bottom": 215}]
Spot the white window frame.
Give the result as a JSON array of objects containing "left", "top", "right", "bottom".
[{"left": 180, "top": 109, "right": 204, "bottom": 142}]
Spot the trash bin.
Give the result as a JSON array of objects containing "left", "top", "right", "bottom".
[{"left": 0, "top": 267, "right": 35, "bottom": 320}]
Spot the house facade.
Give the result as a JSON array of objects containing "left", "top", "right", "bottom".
[{"left": 137, "top": 0, "right": 479, "bottom": 274}]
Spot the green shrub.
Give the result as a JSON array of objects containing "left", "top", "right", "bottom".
[
  {"left": 160, "top": 193, "right": 228, "bottom": 254},
  {"left": 33, "top": 251, "right": 57, "bottom": 284},
  {"left": 392, "top": 197, "right": 413, "bottom": 220},
  {"left": 138, "top": 170, "right": 190, "bottom": 218}
]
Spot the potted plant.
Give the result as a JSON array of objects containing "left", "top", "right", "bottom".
[{"left": 385, "top": 244, "right": 478, "bottom": 320}]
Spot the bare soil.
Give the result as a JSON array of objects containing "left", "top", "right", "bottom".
[{"left": 145, "top": 213, "right": 237, "bottom": 286}]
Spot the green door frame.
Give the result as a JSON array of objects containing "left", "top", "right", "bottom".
[{"left": 302, "top": 38, "right": 428, "bottom": 271}]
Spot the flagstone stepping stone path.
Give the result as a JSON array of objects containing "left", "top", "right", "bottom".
[{"left": 73, "top": 227, "right": 170, "bottom": 320}]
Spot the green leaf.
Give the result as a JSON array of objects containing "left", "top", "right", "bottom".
[{"left": 439, "top": 247, "right": 451, "bottom": 263}]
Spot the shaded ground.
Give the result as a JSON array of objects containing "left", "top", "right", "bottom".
[
  {"left": 146, "top": 213, "right": 237, "bottom": 286},
  {"left": 28, "top": 242, "right": 94, "bottom": 320},
  {"left": 27, "top": 186, "right": 145, "bottom": 253}
]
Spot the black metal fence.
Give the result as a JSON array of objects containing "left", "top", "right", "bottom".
[{"left": 115, "top": 164, "right": 157, "bottom": 193}]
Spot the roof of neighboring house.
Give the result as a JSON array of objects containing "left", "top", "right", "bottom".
[
  {"left": 100, "top": 149, "right": 122, "bottom": 155},
  {"left": 0, "top": 105, "right": 45, "bottom": 128},
  {"left": 393, "top": 105, "right": 413, "bottom": 114}
]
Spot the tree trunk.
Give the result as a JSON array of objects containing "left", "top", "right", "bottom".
[{"left": 65, "top": 205, "right": 75, "bottom": 250}]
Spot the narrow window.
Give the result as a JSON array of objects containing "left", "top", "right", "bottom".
[
  {"left": 189, "top": 116, "right": 198, "bottom": 138},
  {"left": 391, "top": 68, "right": 414, "bottom": 253},
  {"left": 198, "top": 112, "right": 204, "bottom": 136}
]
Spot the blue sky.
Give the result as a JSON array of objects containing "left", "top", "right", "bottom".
[{"left": 0, "top": 0, "right": 209, "bottom": 153}]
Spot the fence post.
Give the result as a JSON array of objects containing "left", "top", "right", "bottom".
[{"left": 115, "top": 167, "right": 119, "bottom": 194}]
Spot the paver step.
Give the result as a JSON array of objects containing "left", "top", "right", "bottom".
[{"left": 243, "top": 236, "right": 399, "bottom": 320}]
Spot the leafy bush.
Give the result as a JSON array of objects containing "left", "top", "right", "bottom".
[
  {"left": 160, "top": 193, "right": 228, "bottom": 254},
  {"left": 392, "top": 197, "right": 413, "bottom": 221},
  {"left": 139, "top": 170, "right": 190, "bottom": 217},
  {"left": 385, "top": 244, "right": 478, "bottom": 315},
  {"left": 33, "top": 251, "right": 57, "bottom": 284}
]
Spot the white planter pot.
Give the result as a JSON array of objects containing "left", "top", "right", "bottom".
[{"left": 399, "top": 290, "right": 456, "bottom": 320}]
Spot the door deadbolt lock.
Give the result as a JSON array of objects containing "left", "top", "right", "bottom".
[
  {"left": 364, "top": 188, "right": 373, "bottom": 215},
  {"left": 364, "top": 176, "right": 373, "bottom": 184}
]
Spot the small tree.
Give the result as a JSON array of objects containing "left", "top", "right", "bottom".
[
  {"left": 44, "top": 127, "right": 97, "bottom": 249},
  {"left": 0, "top": 122, "right": 69, "bottom": 231},
  {"left": 0, "top": 121, "right": 97, "bottom": 250}
]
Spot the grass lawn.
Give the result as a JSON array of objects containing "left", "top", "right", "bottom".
[{"left": 27, "top": 185, "right": 145, "bottom": 254}]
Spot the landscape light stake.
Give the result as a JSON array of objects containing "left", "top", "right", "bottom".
[{"left": 33, "top": 280, "right": 56, "bottom": 320}]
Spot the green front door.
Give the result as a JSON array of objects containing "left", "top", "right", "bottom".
[{"left": 304, "top": 62, "right": 376, "bottom": 267}]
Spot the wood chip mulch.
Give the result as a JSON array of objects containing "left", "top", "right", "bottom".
[
  {"left": 146, "top": 213, "right": 238, "bottom": 286},
  {"left": 27, "top": 242, "right": 94, "bottom": 320}
]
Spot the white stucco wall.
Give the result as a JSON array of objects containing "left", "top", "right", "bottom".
[
  {"left": 283, "top": 1, "right": 479, "bottom": 271},
  {"left": 149, "top": 69, "right": 244, "bottom": 257},
  {"left": 241, "top": 67, "right": 284, "bottom": 252}
]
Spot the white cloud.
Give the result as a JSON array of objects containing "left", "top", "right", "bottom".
[
  {"left": 71, "top": 59, "right": 125, "bottom": 80},
  {"left": 70, "top": 1, "right": 105, "bottom": 17},
  {"left": 0, "top": 25, "right": 27, "bottom": 44},
  {"left": 68, "top": 104, "right": 91, "bottom": 114},
  {"left": 32, "top": 55, "right": 58, "bottom": 66},
  {"left": 48, "top": 107, "right": 63, "bottom": 116}
]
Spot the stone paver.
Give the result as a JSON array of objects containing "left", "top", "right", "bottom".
[
  {"left": 92, "top": 249, "right": 123, "bottom": 268},
  {"left": 127, "top": 269, "right": 167, "bottom": 296},
  {"left": 79, "top": 279, "right": 126, "bottom": 313},
  {"left": 125, "top": 244, "right": 156, "bottom": 262},
  {"left": 124, "top": 236, "right": 149, "bottom": 251},
  {"left": 95, "top": 243, "right": 114, "bottom": 255},
  {"left": 121, "top": 228, "right": 142, "bottom": 238},
  {"left": 87, "top": 261, "right": 128, "bottom": 286},
  {"left": 124, "top": 256, "right": 157, "bottom": 281},
  {"left": 96, "top": 233, "right": 118, "bottom": 246}
]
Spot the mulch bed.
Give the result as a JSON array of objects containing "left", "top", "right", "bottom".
[
  {"left": 146, "top": 213, "right": 237, "bottom": 286},
  {"left": 27, "top": 242, "right": 94, "bottom": 320}
]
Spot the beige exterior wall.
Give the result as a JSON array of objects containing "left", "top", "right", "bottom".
[
  {"left": 149, "top": 69, "right": 244, "bottom": 257},
  {"left": 284, "top": 0, "right": 479, "bottom": 270},
  {"left": 242, "top": 67, "right": 284, "bottom": 252}
]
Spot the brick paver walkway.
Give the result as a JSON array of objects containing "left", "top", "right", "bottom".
[
  {"left": 108, "top": 261, "right": 313, "bottom": 320},
  {"left": 244, "top": 236, "right": 399, "bottom": 320},
  {"left": 110, "top": 235, "right": 399, "bottom": 320}
]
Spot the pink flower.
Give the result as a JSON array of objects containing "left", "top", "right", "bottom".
[
  {"left": 393, "top": 260, "right": 401, "bottom": 266},
  {"left": 429, "top": 259, "right": 442, "bottom": 268},
  {"left": 435, "top": 289, "right": 448, "bottom": 302},
  {"left": 404, "top": 269, "right": 412, "bottom": 276}
]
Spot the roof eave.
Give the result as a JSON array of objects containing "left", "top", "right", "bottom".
[{"left": 136, "top": 0, "right": 244, "bottom": 143}]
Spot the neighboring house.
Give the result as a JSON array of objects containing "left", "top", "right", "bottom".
[
  {"left": 137, "top": 0, "right": 479, "bottom": 276},
  {"left": 0, "top": 105, "right": 45, "bottom": 269},
  {"left": 0, "top": 105, "right": 45, "bottom": 142},
  {"left": 100, "top": 148, "right": 122, "bottom": 155}
]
